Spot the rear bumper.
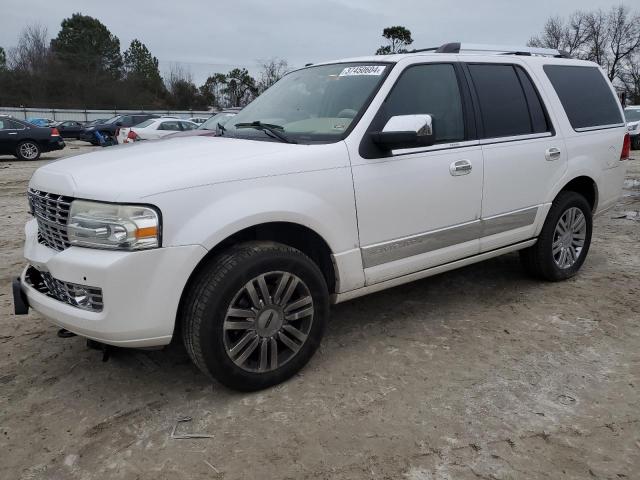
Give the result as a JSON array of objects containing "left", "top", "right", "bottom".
[
  {"left": 16, "top": 219, "right": 207, "bottom": 347},
  {"left": 43, "top": 138, "right": 65, "bottom": 152}
]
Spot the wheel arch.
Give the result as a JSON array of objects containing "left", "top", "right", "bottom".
[
  {"left": 556, "top": 175, "right": 598, "bottom": 212},
  {"left": 175, "top": 221, "right": 337, "bottom": 337}
]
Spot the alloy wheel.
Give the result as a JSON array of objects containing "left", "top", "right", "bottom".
[
  {"left": 552, "top": 207, "right": 587, "bottom": 269},
  {"left": 222, "top": 271, "right": 314, "bottom": 373},
  {"left": 19, "top": 142, "right": 39, "bottom": 160}
]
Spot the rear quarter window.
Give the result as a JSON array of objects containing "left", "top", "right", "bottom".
[{"left": 543, "top": 65, "right": 623, "bottom": 130}]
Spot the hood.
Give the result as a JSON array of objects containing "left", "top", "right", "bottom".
[{"left": 29, "top": 136, "right": 304, "bottom": 201}]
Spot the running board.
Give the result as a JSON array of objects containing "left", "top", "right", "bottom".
[{"left": 331, "top": 239, "right": 536, "bottom": 304}]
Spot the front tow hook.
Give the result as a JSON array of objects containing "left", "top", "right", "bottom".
[{"left": 12, "top": 277, "right": 29, "bottom": 315}]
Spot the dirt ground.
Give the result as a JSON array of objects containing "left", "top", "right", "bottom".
[{"left": 1, "top": 141, "right": 639, "bottom": 480}]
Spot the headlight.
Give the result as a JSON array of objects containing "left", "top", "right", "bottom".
[{"left": 67, "top": 200, "right": 161, "bottom": 250}]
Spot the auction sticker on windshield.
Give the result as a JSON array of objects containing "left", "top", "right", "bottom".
[{"left": 339, "top": 65, "right": 385, "bottom": 76}]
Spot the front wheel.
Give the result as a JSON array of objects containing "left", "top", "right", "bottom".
[
  {"left": 520, "top": 191, "right": 592, "bottom": 281},
  {"left": 181, "top": 242, "right": 329, "bottom": 391},
  {"left": 16, "top": 141, "right": 41, "bottom": 161}
]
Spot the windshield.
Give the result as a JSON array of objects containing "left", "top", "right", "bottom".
[
  {"left": 104, "top": 116, "right": 121, "bottom": 124},
  {"left": 223, "top": 62, "right": 390, "bottom": 143},
  {"left": 199, "top": 112, "right": 237, "bottom": 130},
  {"left": 625, "top": 109, "right": 640, "bottom": 122}
]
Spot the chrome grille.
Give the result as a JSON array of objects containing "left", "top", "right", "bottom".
[
  {"left": 28, "top": 189, "right": 73, "bottom": 251},
  {"left": 25, "top": 266, "right": 104, "bottom": 312}
]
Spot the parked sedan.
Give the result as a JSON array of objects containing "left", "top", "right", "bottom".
[
  {"left": 80, "top": 113, "right": 160, "bottom": 144},
  {"left": 55, "top": 120, "right": 85, "bottom": 139},
  {"left": 127, "top": 118, "right": 198, "bottom": 141},
  {"left": 0, "top": 116, "right": 65, "bottom": 160}
]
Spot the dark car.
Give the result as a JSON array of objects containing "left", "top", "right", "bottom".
[
  {"left": 164, "top": 110, "right": 238, "bottom": 139},
  {"left": 55, "top": 120, "right": 85, "bottom": 139},
  {"left": 80, "top": 113, "right": 160, "bottom": 144},
  {"left": 0, "top": 116, "right": 65, "bottom": 160}
]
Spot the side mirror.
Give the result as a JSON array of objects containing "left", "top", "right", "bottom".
[{"left": 371, "top": 114, "right": 435, "bottom": 150}]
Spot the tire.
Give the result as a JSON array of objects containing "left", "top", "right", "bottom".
[
  {"left": 520, "top": 191, "right": 592, "bottom": 281},
  {"left": 632, "top": 136, "right": 640, "bottom": 150},
  {"left": 181, "top": 241, "right": 329, "bottom": 391},
  {"left": 16, "top": 141, "right": 41, "bottom": 161}
]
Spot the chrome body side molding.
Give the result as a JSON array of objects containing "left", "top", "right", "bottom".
[
  {"left": 361, "top": 206, "right": 539, "bottom": 268},
  {"left": 332, "top": 239, "right": 537, "bottom": 304}
]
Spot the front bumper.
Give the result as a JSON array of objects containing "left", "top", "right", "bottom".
[{"left": 16, "top": 219, "right": 207, "bottom": 347}]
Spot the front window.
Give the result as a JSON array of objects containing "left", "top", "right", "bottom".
[
  {"left": 104, "top": 116, "right": 121, "bottom": 124},
  {"left": 223, "top": 62, "right": 391, "bottom": 143},
  {"left": 625, "top": 109, "right": 640, "bottom": 122}
]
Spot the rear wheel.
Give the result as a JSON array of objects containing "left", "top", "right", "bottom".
[
  {"left": 16, "top": 141, "right": 40, "bottom": 161},
  {"left": 181, "top": 241, "right": 329, "bottom": 391},
  {"left": 520, "top": 191, "right": 592, "bottom": 281}
]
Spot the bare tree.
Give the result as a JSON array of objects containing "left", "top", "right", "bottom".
[
  {"left": 529, "top": 16, "right": 566, "bottom": 50},
  {"left": 621, "top": 54, "right": 640, "bottom": 104},
  {"left": 583, "top": 9, "right": 609, "bottom": 66},
  {"left": 528, "top": 12, "right": 589, "bottom": 56},
  {"left": 605, "top": 5, "right": 640, "bottom": 82},
  {"left": 530, "top": 7, "right": 640, "bottom": 82},
  {"left": 8, "top": 23, "right": 49, "bottom": 73},
  {"left": 257, "top": 57, "right": 288, "bottom": 93}
]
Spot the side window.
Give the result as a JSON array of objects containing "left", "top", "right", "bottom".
[
  {"left": 515, "top": 67, "right": 550, "bottom": 134},
  {"left": 0, "top": 119, "right": 6, "bottom": 129},
  {"left": 383, "top": 64, "right": 465, "bottom": 144},
  {"left": 5, "top": 119, "right": 23, "bottom": 129},
  {"left": 181, "top": 122, "right": 196, "bottom": 130},
  {"left": 159, "top": 121, "right": 181, "bottom": 131},
  {"left": 119, "top": 115, "right": 133, "bottom": 126},
  {"left": 468, "top": 64, "right": 543, "bottom": 138},
  {"left": 543, "top": 65, "right": 623, "bottom": 130}
]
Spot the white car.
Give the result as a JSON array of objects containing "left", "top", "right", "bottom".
[
  {"left": 624, "top": 106, "right": 640, "bottom": 149},
  {"left": 14, "top": 43, "right": 630, "bottom": 391},
  {"left": 127, "top": 118, "right": 198, "bottom": 140},
  {"left": 189, "top": 117, "right": 209, "bottom": 124}
]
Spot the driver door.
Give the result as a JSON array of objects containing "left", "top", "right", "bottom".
[{"left": 348, "top": 63, "right": 484, "bottom": 285}]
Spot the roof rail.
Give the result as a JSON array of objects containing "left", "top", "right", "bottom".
[{"left": 411, "top": 42, "right": 570, "bottom": 58}]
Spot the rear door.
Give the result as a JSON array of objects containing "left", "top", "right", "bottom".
[
  {"left": 464, "top": 62, "right": 567, "bottom": 252},
  {"left": 0, "top": 118, "right": 25, "bottom": 153},
  {"left": 157, "top": 120, "right": 182, "bottom": 137},
  {"left": 349, "top": 62, "right": 484, "bottom": 285}
]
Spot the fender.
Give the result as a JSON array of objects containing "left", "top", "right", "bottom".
[{"left": 155, "top": 169, "right": 361, "bottom": 256}]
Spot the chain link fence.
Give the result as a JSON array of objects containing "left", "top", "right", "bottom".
[{"left": 0, "top": 107, "right": 213, "bottom": 122}]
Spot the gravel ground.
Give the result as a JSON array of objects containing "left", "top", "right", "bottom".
[{"left": 1, "top": 142, "right": 639, "bottom": 480}]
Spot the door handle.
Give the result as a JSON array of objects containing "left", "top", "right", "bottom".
[
  {"left": 8, "top": 132, "right": 18, "bottom": 135},
  {"left": 450, "top": 160, "right": 472, "bottom": 176},
  {"left": 545, "top": 147, "right": 561, "bottom": 161}
]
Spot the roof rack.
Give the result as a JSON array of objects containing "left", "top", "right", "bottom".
[{"left": 410, "top": 42, "right": 571, "bottom": 58}]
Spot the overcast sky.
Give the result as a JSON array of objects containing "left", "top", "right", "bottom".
[{"left": 0, "top": 0, "right": 634, "bottom": 84}]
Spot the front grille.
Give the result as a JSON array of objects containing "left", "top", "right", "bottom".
[
  {"left": 28, "top": 189, "right": 73, "bottom": 251},
  {"left": 25, "top": 265, "right": 104, "bottom": 312}
]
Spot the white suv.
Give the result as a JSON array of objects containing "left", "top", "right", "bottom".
[{"left": 13, "top": 43, "right": 630, "bottom": 390}]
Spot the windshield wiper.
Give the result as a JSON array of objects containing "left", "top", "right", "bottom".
[{"left": 234, "top": 121, "right": 297, "bottom": 144}]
